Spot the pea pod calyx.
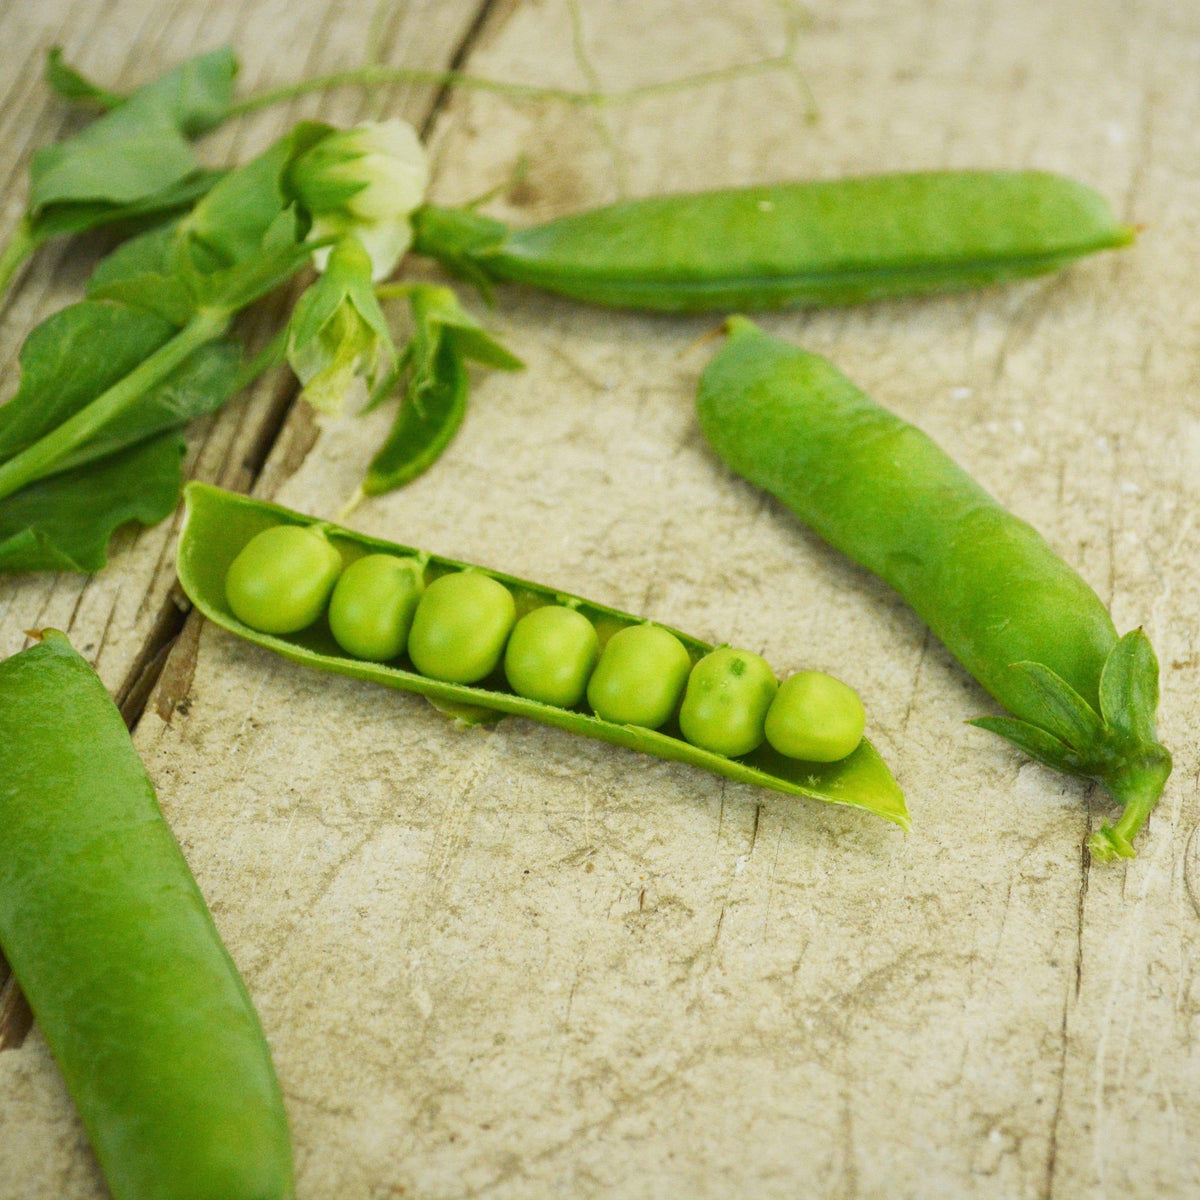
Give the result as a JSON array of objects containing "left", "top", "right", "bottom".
[{"left": 178, "top": 483, "right": 908, "bottom": 828}]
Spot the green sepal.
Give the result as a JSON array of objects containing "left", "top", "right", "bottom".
[
  {"left": 287, "top": 235, "right": 397, "bottom": 414},
  {"left": 968, "top": 715, "right": 1089, "bottom": 775},
  {"left": 426, "top": 695, "right": 505, "bottom": 728},
  {"left": 409, "top": 205, "right": 508, "bottom": 298},
  {"left": 1003, "top": 659, "right": 1106, "bottom": 755},
  {"left": 1098, "top": 628, "right": 1161, "bottom": 746}
]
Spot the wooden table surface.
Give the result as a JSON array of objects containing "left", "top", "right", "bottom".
[{"left": 3, "top": 2, "right": 1199, "bottom": 1197}]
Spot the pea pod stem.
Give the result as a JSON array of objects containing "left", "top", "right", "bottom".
[{"left": 177, "top": 482, "right": 908, "bottom": 829}]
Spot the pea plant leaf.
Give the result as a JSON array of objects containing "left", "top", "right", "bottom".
[
  {"left": 44, "top": 48, "right": 125, "bottom": 112},
  {"left": 0, "top": 122, "right": 356, "bottom": 575},
  {"left": 0, "top": 301, "right": 176, "bottom": 462},
  {"left": 362, "top": 284, "right": 522, "bottom": 495},
  {"left": 0, "top": 48, "right": 238, "bottom": 301},
  {"left": 30, "top": 47, "right": 236, "bottom": 213},
  {"left": 0, "top": 432, "right": 187, "bottom": 573}
]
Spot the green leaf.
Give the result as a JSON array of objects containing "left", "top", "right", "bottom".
[
  {"left": 50, "top": 338, "right": 242, "bottom": 473},
  {"left": 29, "top": 170, "right": 223, "bottom": 245},
  {"left": 45, "top": 48, "right": 124, "bottom": 111},
  {"left": 30, "top": 48, "right": 237, "bottom": 214},
  {"left": 1003, "top": 660, "right": 1106, "bottom": 753},
  {"left": 0, "top": 301, "right": 175, "bottom": 462},
  {"left": 0, "top": 432, "right": 186, "bottom": 573},
  {"left": 969, "top": 715, "right": 1089, "bottom": 775},
  {"left": 363, "top": 340, "right": 468, "bottom": 495},
  {"left": 1098, "top": 628, "right": 1161, "bottom": 745},
  {"left": 411, "top": 283, "right": 523, "bottom": 373}
]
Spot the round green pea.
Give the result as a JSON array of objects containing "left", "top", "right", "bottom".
[
  {"left": 764, "top": 670, "right": 866, "bottom": 762},
  {"left": 328, "top": 554, "right": 425, "bottom": 661},
  {"left": 224, "top": 524, "right": 342, "bottom": 635},
  {"left": 587, "top": 624, "right": 692, "bottom": 729},
  {"left": 407, "top": 570, "right": 516, "bottom": 684},
  {"left": 678, "top": 647, "right": 779, "bottom": 757},
  {"left": 503, "top": 605, "right": 600, "bottom": 708}
]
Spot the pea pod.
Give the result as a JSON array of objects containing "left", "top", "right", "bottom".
[
  {"left": 0, "top": 631, "right": 293, "bottom": 1200},
  {"left": 177, "top": 483, "right": 907, "bottom": 828},
  {"left": 696, "top": 319, "right": 1171, "bottom": 860},
  {"left": 411, "top": 170, "right": 1133, "bottom": 313}
]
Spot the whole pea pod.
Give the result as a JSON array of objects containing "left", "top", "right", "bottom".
[
  {"left": 411, "top": 170, "right": 1133, "bottom": 312},
  {"left": 696, "top": 319, "right": 1170, "bottom": 860},
  {"left": 0, "top": 631, "right": 293, "bottom": 1199},
  {"left": 177, "top": 482, "right": 907, "bottom": 828}
]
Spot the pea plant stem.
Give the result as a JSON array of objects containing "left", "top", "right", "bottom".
[
  {"left": 0, "top": 307, "right": 230, "bottom": 505},
  {"left": 223, "top": 54, "right": 798, "bottom": 119}
]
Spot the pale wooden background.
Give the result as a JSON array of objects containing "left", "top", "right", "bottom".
[{"left": 2, "top": 2, "right": 1199, "bottom": 1197}]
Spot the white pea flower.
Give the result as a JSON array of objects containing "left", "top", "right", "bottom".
[
  {"left": 286, "top": 236, "right": 396, "bottom": 414},
  {"left": 291, "top": 119, "right": 429, "bottom": 281}
]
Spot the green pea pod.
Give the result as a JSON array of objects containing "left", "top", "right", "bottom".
[
  {"left": 177, "top": 483, "right": 908, "bottom": 829},
  {"left": 0, "top": 631, "right": 293, "bottom": 1200},
  {"left": 411, "top": 170, "right": 1134, "bottom": 313},
  {"left": 696, "top": 319, "right": 1171, "bottom": 860}
]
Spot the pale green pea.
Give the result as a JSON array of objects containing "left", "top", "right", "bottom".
[
  {"left": 679, "top": 647, "right": 779, "bottom": 757},
  {"left": 407, "top": 570, "right": 516, "bottom": 684},
  {"left": 587, "top": 624, "right": 691, "bottom": 729},
  {"left": 224, "top": 523, "right": 342, "bottom": 635},
  {"left": 765, "top": 671, "right": 866, "bottom": 762},
  {"left": 328, "top": 554, "right": 425, "bottom": 661},
  {"left": 504, "top": 605, "right": 599, "bottom": 708}
]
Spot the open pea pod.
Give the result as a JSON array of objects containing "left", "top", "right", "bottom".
[{"left": 178, "top": 483, "right": 908, "bottom": 828}]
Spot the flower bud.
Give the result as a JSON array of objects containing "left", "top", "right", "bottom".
[{"left": 290, "top": 119, "right": 429, "bottom": 280}]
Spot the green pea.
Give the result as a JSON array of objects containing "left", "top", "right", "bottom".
[
  {"left": 327, "top": 554, "right": 425, "bottom": 661},
  {"left": 407, "top": 570, "right": 516, "bottom": 683},
  {"left": 224, "top": 523, "right": 342, "bottom": 635},
  {"left": 503, "top": 605, "right": 599, "bottom": 708},
  {"left": 678, "top": 647, "right": 779, "bottom": 757},
  {"left": 587, "top": 623, "right": 691, "bottom": 729},
  {"left": 764, "top": 671, "right": 866, "bottom": 762}
]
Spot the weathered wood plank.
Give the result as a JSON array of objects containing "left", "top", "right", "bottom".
[{"left": 5, "top": 1, "right": 1200, "bottom": 1198}]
